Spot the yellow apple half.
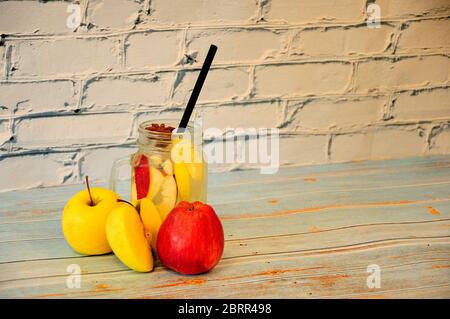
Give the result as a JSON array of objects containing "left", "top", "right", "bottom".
[
  {"left": 106, "top": 202, "right": 153, "bottom": 272},
  {"left": 62, "top": 188, "right": 120, "bottom": 255},
  {"left": 139, "top": 198, "right": 163, "bottom": 251},
  {"left": 153, "top": 175, "right": 177, "bottom": 221}
]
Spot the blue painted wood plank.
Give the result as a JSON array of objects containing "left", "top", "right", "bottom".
[
  {"left": 0, "top": 155, "right": 449, "bottom": 298},
  {"left": 1, "top": 240, "right": 448, "bottom": 298}
]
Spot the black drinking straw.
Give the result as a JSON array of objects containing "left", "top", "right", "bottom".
[{"left": 178, "top": 44, "right": 218, "bottom": 130}]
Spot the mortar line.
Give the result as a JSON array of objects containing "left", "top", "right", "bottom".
[
  {"left": 1, "top": 50, "right": 449, "bottom": 83},
  {"left": 1, "top": 83, "right": 449, "bottom": 122},
  {"left": 3, "top": 14, "right": 450, "bottom": 40},
  {"left": 1, "top": 118, "right": 450, "bottom": 159}
]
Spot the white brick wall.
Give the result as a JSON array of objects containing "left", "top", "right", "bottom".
[
  {"left": 0, "top": 153, "right": 80, "bottom": 190},
  {"left": 429, "top": 125, "right": 450, "bottom": 154},
  {"left": 88, "top": 0, "right": 140, "bottom": 30},
  {"left": 14, "top": 113, "right": 133, "bottom": 149},
  {"left": 264, "top": 0, "right": 366, "bottom": 24},
  {"left": 0, "top": 0, "right": 449, "bottom": 192},
  {"left": 331, "top": 127, "right": 427, "bottom": 162},
  {"left": 148, "top": 0, "right": 258, "bottom": 24},
  {"left": 172, "top": 68, "right": 249, "bottom": 104},
  {"left": 125, "top": 31, "right": 181, "bottom": 68},
  {"left": 82, "top": 74, "right": 173, "bottom": 106},
  {"left": 286, "top": 97, "right": 383, "bottom": 130},
  {"left": 254, "top": 62, "right": 353, "bottom": 97},
  {"left": 13, "top": 38, "right": 120, "bottom": 76},
  {"left": 0, "top": 81, "right": 77, "bottom": 115},
  {"left": 0, "top": 1, "right": 70, "bottom": 34},
  {"left": 291, "top": 26, "right": 395, "bottom": 56},
  {"left": 375, "top": 0, "right": 450, "bottom": 18},
  {"left": 354, "top": 56, "right": 450, "bottom": 92}
]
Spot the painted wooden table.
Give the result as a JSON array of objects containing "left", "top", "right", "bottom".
[{"left": 1, "top": 156, "right": 449, "bottom": 299}]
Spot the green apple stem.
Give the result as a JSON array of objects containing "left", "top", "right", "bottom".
[{"left": 85, "top": 176, "right": 94, "bottom": 206}]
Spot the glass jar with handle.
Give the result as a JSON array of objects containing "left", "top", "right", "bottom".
[{"left": 110, "top": 119, "right": 207, "bottom": 221}]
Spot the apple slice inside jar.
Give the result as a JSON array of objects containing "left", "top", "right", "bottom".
[
  {"left": 171, "top": 139, "right": 194, "bottom": 201},
  {"left": 162, "top": 159, "right": 174, "bottom": 176},
  {"left": 186, "top": 149, "right": 204, "bottom": 182},
  {"left": 148, "top": 166, "right": 164, "bottom": 199},
  {"left": 153, "top": 175, "right": 177, "bottom": 221},
  {"left": 134, "top": 154, "right": 150, "bottom": 200},
  {"left": 174, "top": 161, "right": 191, "bottom": 201},
  {"left": 134, "top": 153, "right": 167, "bottom": 201}
]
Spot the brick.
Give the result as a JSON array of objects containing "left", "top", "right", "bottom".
[
  {"left": 0, "top": 153, "right": 78, "bottom": 191},
  {"left": 392, "top": 88, "right": 450, "bottom": 121},
  {"left": 125, "top": 31, "right": 181, "bottom": 69},
  {"left": 279, "top": 135, "right": 327, "bottom": 165},
  {"left": 203, "top": 101, "right": 280, "bottom": 131},
  {"left": 14, "top": 38, "right": 120, "bottom": 76},
  {"left": 397, "top": 19, "right": 450, "bottom": 52},
  {"left": 331, "top": 128, "right": 425, "bottom": 162},
  {"left": 81, "top": 146, "right": 137, "bottom": 182},
  {"left": 14, "top": 113, "right": 133, "bottom": 148},
  {"left": 288, "top": 97, "right": 384, "bottom": 130},
  {"left": 82, "top": 73, "right": 173, "bottom": 107},
  {"left": 375, "top": 0, "right": 450, "bottom": 18},
  {"left": 172, "top": 68, "right": 249, "bottom": 104},
  {"left": 186, "top": 29, "right": 284, "bottom": 64},
  {"left": 291, "top": 26, "right": 393, "bottom": 56},
  {"left": 0, "top": 81, "right": 76, "bottom": 115},
  {"left": 0, "top": 45, "right": 5, "bottom": 78},
  {"left": 0, "top": 120, "right": 11, "bottom": 147},
  {"left": 254, "top": 62, "right": 352, "bottom": 97},
  {"left": 0, "top": 1, "right": 70, "bottom": 34},
  {"left": 265, "top": 0, "right": 366, "bottom": 24},
  {"left": 87, "top": 0, "right": 140, "bottom": 30},
  {"left": 204, "top": 133, "right": 327, "bottom": 170},
  {"left": 354, "top": 56, "right": 450, "bottom": 93},
  {"left": 149, "top": 0, "right": 258, "bottom": 24},
  {"left": 430, "top": 126, "right": 450, "bottom": 154}
]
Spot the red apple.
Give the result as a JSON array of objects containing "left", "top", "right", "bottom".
[{"left": 157, "top": 201, "right": 224, "bottom": 275}]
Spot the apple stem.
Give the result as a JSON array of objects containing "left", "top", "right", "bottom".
[
  {"left": 85, "top": 176, "right": 94, "bottom": 206},
  {"left": 117, "top": 199, "right": 134, "bottom": 207}
]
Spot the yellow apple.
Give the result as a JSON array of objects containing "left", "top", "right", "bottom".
[
  {"left": 139, "top": 197, "right": 163, "bottom": 251},
  {"left": 106, "top": 201, "right": 153, "bottom": 272},
  {"left": 62, "top": 186, "right": 120, "bottom": 255}
]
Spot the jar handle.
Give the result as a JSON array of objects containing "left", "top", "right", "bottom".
[{"left": 109, "top": 155, "right": 131, "bottom": 193}]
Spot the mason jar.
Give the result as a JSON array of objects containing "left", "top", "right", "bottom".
[{"left": 110, "top": 119, "right": 207, "bottom": 221}]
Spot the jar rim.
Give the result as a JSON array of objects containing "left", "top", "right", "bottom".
[
  {"left": 137, "top": 118, "right": 202, "bottom": 149},
  {"left": 138, "top": 119, "right": 198, "bottom": 137}
]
